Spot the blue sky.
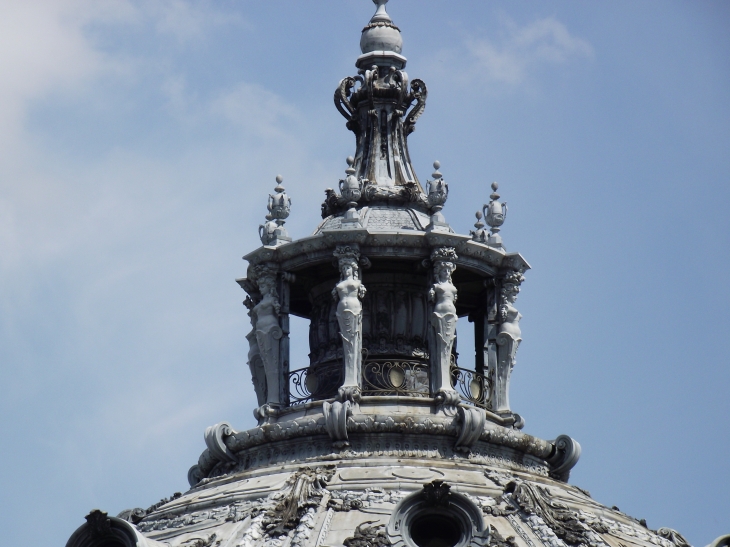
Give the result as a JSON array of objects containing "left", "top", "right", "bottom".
[{"left": 0, "top": 1, "right": 728, "bottom": 545}]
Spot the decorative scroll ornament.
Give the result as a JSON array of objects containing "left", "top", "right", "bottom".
[
  {"left": 259, "top": 175, "right": 292, "bottom": 246},
  {"left": 656, "top": 528, "right": 692, "bottom": 547},
  {"left": 454, "top": 405, "right": 487, "bottom": 452},
  {"left": 546, "top": 435, "right": 582, "bottom": 482},
  {"left": 332, "top": 245, "right": 367, "bottom": 402},
  {"left": 204, "top": 422, "right": 238, "bottom": 464},
  {"left": 322, "top": 399, "right": 352, "bottom": 448},
  {"left": 429, "top": 247, "right": 460, "bottom": 412},
  {"left": 507, "top": 481, "right": 609, "bottom": 547},
  {"left": 344, "top": 521, "right": 391, "bottom": 547},
  {"left": 262, "top": 466, "right": 335, "bottom": 537},
  {"left": 493, "top": 269, "right": 525, "bottom": 413},
  {"left": 426, "top": 161, "right": 451, "bottom": 232}
]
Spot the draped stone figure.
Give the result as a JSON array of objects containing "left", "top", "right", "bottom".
[
  {"left": 494, "top": 269, "right": 524, "bottom": 413},
  {"left": 252, "top": 267, "right": 284, "bottom": 410},
  {"left": 428, "top": 247, "right": 461, "bottom": 410},
  {"left": 332, "top": 246, "right": 366, "bottom": 402},
  {"left": 243, "top": 291, "right": 266, "bottom": 409}
]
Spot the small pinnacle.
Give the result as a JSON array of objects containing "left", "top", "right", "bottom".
[
  {"left": 345, "top": 157, "right": 356, "bottom": 176},
  {"left": 433, "top": 160, "right": 440, "bottom": 170},
  {"left": 491, "top": 181, "right": 498, "bottom": 191},
  {"left": 475, "top": 211, "right": 483, "bottom": 220},
  {"left": 432, "top": 161, "right": 442, "bottom": 180},
  {"left": 274, "top": 174, "right": 285, "bottom": 193}
]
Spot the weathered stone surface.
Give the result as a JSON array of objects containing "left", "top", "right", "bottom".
[{"left": 65, "top": 2, "right": 703, "bottom": 547}]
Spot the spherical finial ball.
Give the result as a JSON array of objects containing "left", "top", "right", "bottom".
[
  {"left": 491, "top": 181, "right": 499, "bottom": 191},
  {"left": 433, "top": 161, "right": 440, "bottom": 170},
  {"left": 346, "top": 156, "right": 355, "bottom": 166},
  {"left": 276, "top": 175, "right": 283, "bottom": 184},
  {"left": 475, "top": 211, "right": 483, "bottom": 220}
]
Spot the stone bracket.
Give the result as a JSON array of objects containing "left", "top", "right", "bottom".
[
  {"left": 323, "top": 400, "right": 352, "bottom": 448},
  {"left": 546, "top": 434, "right": 581, "bottom": 482},
  {"left": 454, "top": 406, "right": 486, "bottom": 452},
  {"left": 204, "top": 422, "right": 238, "bottom": 464}
]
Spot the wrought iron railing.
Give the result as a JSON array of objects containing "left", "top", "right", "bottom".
[
  {"left": 451, "top": 365, "right": 492, "bottom": 410},
  {"left": 362, "top": 359, "right": 430, "bottom": 397},
  {"left": 288, "top": 361, "right": 343, "bottom": 404},
  {"left": 288, "top": 359, "right": 490, "bottom": 408}
]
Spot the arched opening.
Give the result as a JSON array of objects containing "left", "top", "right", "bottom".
[{"left": 409, "top": 513, "right": 463, "bottom": 547}]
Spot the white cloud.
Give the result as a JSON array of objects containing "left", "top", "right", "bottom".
[{"left": 452, "top": 16, "right": 594, "bottom": 86}]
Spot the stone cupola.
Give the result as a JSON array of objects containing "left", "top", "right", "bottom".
[
  {"left": 64, "top": 3, "right": 710, "bottom": 547},
  {"left": 238, "top": 0, "right": 529, "bottom": 431}
]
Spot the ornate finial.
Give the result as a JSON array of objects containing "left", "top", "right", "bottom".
[
  {"left": 259, "top": 175, "right": 292, "bottom": 246},
  {"left": 490, "top": 181, "right": 500, "bottom": 200},
  {"left": 483, "top": 181, "right": 507, "bottom": 248},
  {"left": 340, "top": 156, "right": 363, "bottom": 226},
  {"left": 470, "top": 211, "right": 488, "bottom": 243},
  {"left": 359, "top": 0, "right": 404, "bottom": 67},
  {"left": 426, "top": 160, "right": 450, "bottom": 233}
]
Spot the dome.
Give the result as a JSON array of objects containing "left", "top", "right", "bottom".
[{"left": 65, "top": 3, "right": 720, "bottom": 547}]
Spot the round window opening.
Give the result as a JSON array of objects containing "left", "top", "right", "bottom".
[{"left": 409, "top": 513, "right": 463, "bottom": 547}]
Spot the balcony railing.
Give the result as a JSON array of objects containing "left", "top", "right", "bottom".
[
  {"left": 362, "top": 359, "right": 430, "bottom": 397},
  {"left": 287, "top": 359, "right": 491, "bottom": 408},
  {"left": 288, "top": 361, "right": 342, "bottom": 405},
  {"left": 450, "top": 365, "right": 492, "bottom": 410}
]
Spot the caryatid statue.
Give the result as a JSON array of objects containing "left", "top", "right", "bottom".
[
  {"left": 252, "top": 266, "right": 284, "bottom": 411},
  {"left": 428, "top": 247, "right": 461, "bottom": 409},
  {"left": 494, "top": 269, "right": 524, "bottom": 413},
  {"left": 241, "top": 279, "right": 266, "bottom": 409},
  {"left": 332, "top": 245, "right": 367, "bottom": 402}
]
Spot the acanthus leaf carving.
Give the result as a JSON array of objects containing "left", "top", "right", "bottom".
[
  {"left": 261, "top": 466, "right": 336, "bottom": 537},
  {"left": 507, "top": 481, "right": 609, "bottom": 547},
  {"left": 344, "top": 521, "right": 391, "bottom": 547}
]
